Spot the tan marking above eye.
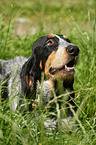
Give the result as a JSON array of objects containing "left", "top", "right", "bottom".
[
  {"left": 63, "top": 35, "right": 68, "bottom": 39},
  {"left": 48, "top": 34, "right": 54, "bottom": 38}
]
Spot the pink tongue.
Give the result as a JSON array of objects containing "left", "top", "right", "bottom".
[{"left": 51, "top": 69, "right": 56, "bottom": 73}]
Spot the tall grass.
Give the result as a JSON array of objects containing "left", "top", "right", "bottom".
[{"left": 0, "top": 0, "right": 96, "bottom": 144}]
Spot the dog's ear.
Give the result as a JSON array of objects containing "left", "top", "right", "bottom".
[{"left": 20, "top": 55, "right": 42, "bottom": 97}]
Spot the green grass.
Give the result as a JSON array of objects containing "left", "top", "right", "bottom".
[{"left": 0, "top": 0, "right": 96, "bottom": 144}]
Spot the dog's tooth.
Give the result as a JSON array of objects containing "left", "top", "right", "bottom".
[
  {"left": 65, "top": 65, "right": 67, "bottom": 69},
  {"left": 65, "top": 65, "right": 74, "bottom": 70}
]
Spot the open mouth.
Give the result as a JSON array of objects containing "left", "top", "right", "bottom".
[{"left": 49, "top": 59, "right": 75, "bottom": 75}]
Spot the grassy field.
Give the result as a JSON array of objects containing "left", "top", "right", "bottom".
[{"left": 0, "top": 0, "right": 96, "bottom": 144}]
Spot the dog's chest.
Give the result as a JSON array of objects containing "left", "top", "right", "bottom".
[{"left": 36, "top": 78, "right": 65, "bottom": 103}]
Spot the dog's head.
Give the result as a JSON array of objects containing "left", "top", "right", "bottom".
[
  {"left": 32, "top": 34, "right": 79, "bottom": 79},
  {"left": 44, "top": 34, "right": 79, "bottom": 80},
  {"left": 21, "top": 34, "right": 79, "bottom": 97}
]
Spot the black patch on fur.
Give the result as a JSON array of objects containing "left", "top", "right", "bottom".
[{"left": 1, "top": 73, "right": 10, "bottom": 100}]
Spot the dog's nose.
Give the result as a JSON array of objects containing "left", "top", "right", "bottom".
[{"left": 66, "top": 45, "right": 79, "bottom": 56}]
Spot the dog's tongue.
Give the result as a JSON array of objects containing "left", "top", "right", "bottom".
[
  {"left": 50, "top": 64, "right": 75, "bottom": 75},
  {"left": 50, "top": 68, "right": 56, "bottom": 74}
]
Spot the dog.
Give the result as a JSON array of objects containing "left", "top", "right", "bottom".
[{"left": 0, "top": 34, "right": 79, "bottom": 115}]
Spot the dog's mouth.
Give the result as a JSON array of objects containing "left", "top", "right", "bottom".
[{"left": 49, "top": 59, "right": 76, "bottom": 75}]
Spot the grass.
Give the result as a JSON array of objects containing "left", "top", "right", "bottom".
[{"left": 0, "top": 0, "right": 96, "bottom": 144}]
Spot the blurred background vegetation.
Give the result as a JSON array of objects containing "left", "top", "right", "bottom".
[{"left": 0, "top": 0, "right": 95, "bottom": 58}]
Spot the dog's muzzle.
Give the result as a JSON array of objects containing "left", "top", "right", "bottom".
[{"left": 49, "top": 45, "right": 79, "bottom": 76}]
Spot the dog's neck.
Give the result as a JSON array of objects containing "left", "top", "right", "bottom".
[{"left": 36, "top": 76, "right": 71, "bottom": 105}]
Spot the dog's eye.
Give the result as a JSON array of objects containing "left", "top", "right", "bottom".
[{"left": 46, "top": 39, "right": 54, "bottom": 46}]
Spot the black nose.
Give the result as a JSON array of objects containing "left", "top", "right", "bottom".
[{"left": 66, "top": 45, "right": 79, "bottom": 56}]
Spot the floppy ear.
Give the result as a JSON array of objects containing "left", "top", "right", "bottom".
[{"left": 20, "top": 55, "right": 42, "bottom": 98}]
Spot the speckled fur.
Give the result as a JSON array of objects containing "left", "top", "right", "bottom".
[
  {"left": 0, "top": 57, "right": 27, "bottom": 110},
  {"left": 0, "top": 57, "right": 55, "bottom": 110}
]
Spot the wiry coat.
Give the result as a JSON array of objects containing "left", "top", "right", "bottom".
[
  {"left": 0, "top": 57, "right": 27, "bottom": 110},
  {"left": 0, "top": 34, "right": 79, "bottom": 114}
]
